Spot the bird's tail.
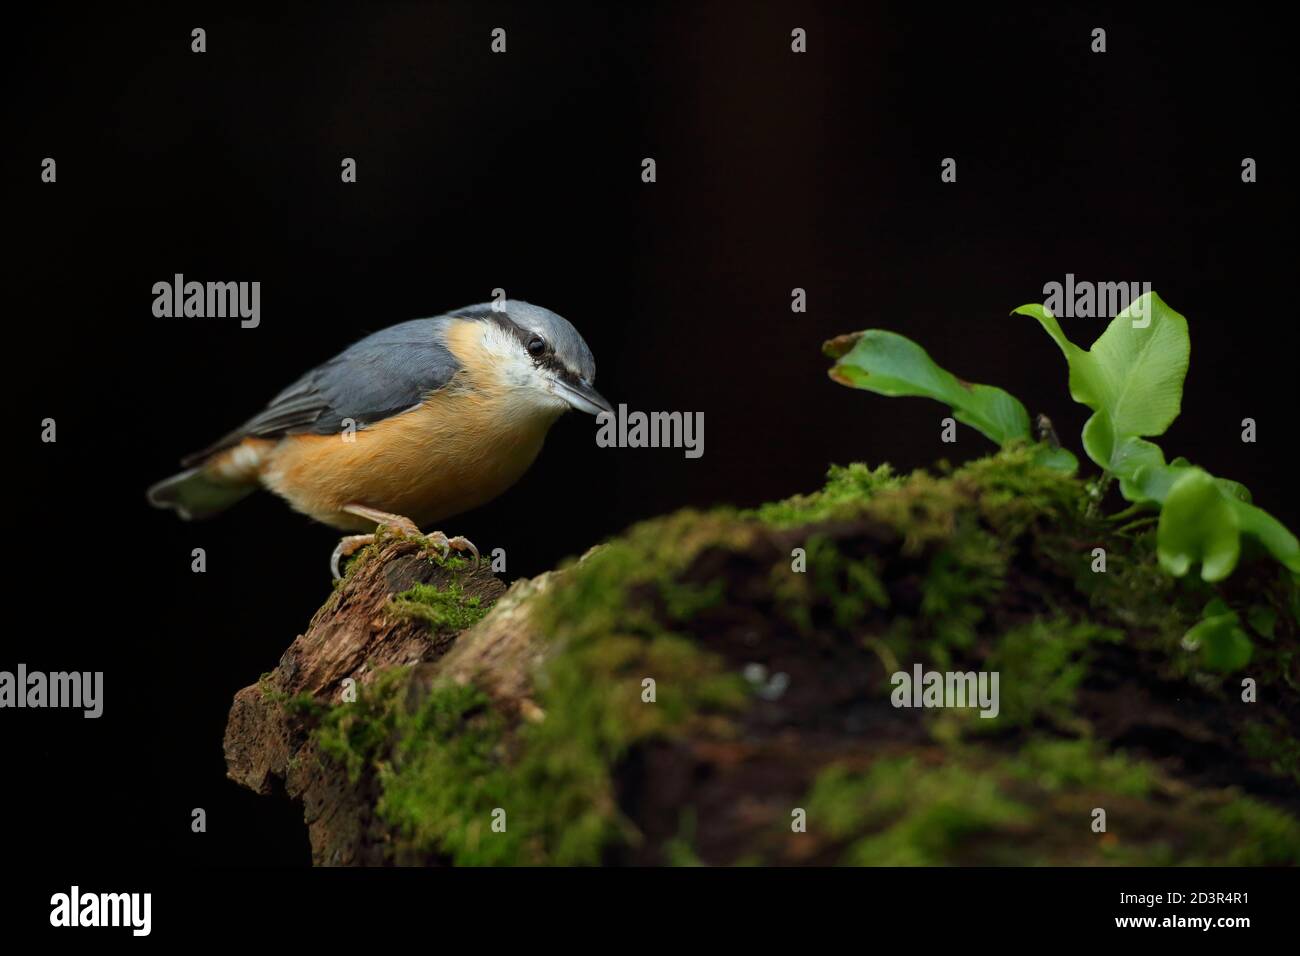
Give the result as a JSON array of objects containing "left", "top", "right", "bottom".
[{"left": 147, "top": 466, "right": 256, "bottom": 520}]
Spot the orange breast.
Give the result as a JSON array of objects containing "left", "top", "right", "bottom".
[{"left": 257, "top": 321, "right": 562, "bottom": 532}]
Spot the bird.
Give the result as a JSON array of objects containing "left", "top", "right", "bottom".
[{"left": 147, "top": 300, "right": 612, "bottom": 578}]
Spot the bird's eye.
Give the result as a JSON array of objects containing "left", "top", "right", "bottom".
[{"left": 526, "top": 335, "right": 547, "bottom": 357}]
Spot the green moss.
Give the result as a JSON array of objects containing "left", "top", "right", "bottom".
[
  {"left": 916, "top": 523, "right": 1007, "bottom": 664},
  {"left": 749, "top": 462, "right": 901, "bottom": 527},
  {"left": 307, "top": 447, "right": 1299, "bottom": 865},
  {"left": 925, "top": 617, "right": 1123, "bottom": 741},
  {"left": 660, "top": 579, "right": 725, "bottom": 622},
  {"left": 377, "top": 681, "right": 518, "bottom": 865},
  {"left": 807, "top": 757, "right": 1032, "bottom": 866},
  {"left": 769, "top": 560, "right": 814, "bottom": 634},
  {"left": 984, "top": 618, "right": 1123, "bottom": 728},
  {"left": 507, "top": 512, "right": 753, "bottom": 863},
  {"left": 315, "top": 673, "right": 520, "bottom": 864},
  {"left": 257, "top": 673, "right": 329, "bottom": 719},
  {"left": 256, "top": 671, "right": 277, "bottom": 700},
  {"left": 282, "top": 691, "right": 328, "bottom": 719},
  {"left": 315, "top": 667, "right": 413, "bottom": 785},
  {"left": 1242, "top": 719, "right": 1300, "bottom": 785},
  {"left": 955, "top": 444, "right": 1089, "bottom": 535},
  {"left": 1007, "top": 737, "right": 1153, "bottom": 797},
  {"left": 333, "top": 525, "right": 475, "bottom": 583},
  {"left": 389, "top": 581, "right": 488, "bottom": 632},
  {"left": 805, "top": 740, "right": 1300, "bottom": 865},
  {"left": 1213, "top": 797, "right": 1300, "bottom": 865},
  {"left": 314, "top": 510, "right": 752, "bottom": 865},
  {"left": 765, "top": 447, "right": 1090, "bottom": 667},
  {"left": 861, "top": 470, "right": 970, "bottom": 554},
  {"left": 790, "top": 533, "right": 891, "bottom": 632}
]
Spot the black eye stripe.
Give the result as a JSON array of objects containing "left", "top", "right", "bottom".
[
  {"left": 488, "top": 314, "right": 545, "bottom": 353},
  {"left": 480, "top": 311, "right": 570, "bottom": 372}
]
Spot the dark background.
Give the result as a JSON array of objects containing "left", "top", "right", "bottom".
[{"left": 9, "top": 4, "right": 1295, "bottom": 869}]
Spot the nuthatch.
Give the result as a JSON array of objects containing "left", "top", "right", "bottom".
[{"left": 148, "top": 300, "right": 612, "bottom": 577}]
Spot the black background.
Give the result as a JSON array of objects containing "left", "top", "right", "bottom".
[{"left": 9, "top": 3, "right": 1295, "bottom": 873}]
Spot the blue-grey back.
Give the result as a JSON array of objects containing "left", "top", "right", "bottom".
[{"left": 181, "top": 300, "right": 593, "bottom": 467}]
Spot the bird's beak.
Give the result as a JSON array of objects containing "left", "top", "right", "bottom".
[{"left": 554, "top": 377, "right": 614, "bottom": 416}]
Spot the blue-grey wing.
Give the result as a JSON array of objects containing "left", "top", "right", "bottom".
[{"left": 182, "top": 317, "right": 462, "bottom": 466}]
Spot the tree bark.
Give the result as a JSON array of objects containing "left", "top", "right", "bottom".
[
  {"left": 224, "top": 457, "right": 1300, "bottom": 866},
  {"left": 223, "top": 537, "right": 506, "bottom": 865}
]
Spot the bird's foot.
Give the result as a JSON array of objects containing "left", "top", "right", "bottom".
[
  {"left": 419, "top": 530, "right": 480, "bottom": 565},
  {"left": 331, "top": 505, "right": 479, "bottom": 579},
  {"left": 330, "top": 534, "right": 377, "bottom": 580}
]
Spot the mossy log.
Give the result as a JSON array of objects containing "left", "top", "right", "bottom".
[
  {"left": 224, "top": 448, "right": 1300, "bottom": 866},
  {"left": 223, "top": 536, "right": 507, "bottom": 864}
]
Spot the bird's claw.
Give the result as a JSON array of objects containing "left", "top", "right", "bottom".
[
  {"left": 330, "top": 525, "right": 480, "bottom": 580},
  {"left": 330, "top": 533, "right": 376, "bottom": 580},
  {"left": 422, "top": 531, "right": 480, "bottom": 566}
]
